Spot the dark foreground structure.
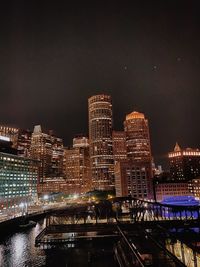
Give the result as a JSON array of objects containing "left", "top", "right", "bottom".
[{"left": 35, "top": 197, "right": 200, "bottom": 267}]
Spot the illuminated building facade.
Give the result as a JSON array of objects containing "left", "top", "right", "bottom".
[
  {"left": 123, "top": 111, "right": 153, "bottom": 198},
  {"left": 51, "top": 137, "right": 64, "bottom": 178},
  {"left": 0, "top": 125, "right": 33, "bottom": 158},
  {"left": 17, "top": 129, "right": 32, "bottom": 158},
  {"left": 188, "top": 178, "right": 200, "bottom": 199},
  {"left": 112, "top": 131, "right": 127, "bottom": 162},
  {"left": 0, "top": 125, "right": 19, "bottom": 148},
  {"left": 37, "top": 178, "right": 69, "bottom": 195},
  {"left": 124, "top": 111, "right": 152, "bottom": 163},
  {"left": 114, "top": 160, "right": 150, "bottom": 199},
  {"left": 30, "top": 125, "right": 64, "bottom": 183},
  {"left": 154, "top": 182, "right": 190, "bottom": 202},
  {"left": 88, "top": 94, "right": 114, "bottom": 190},
  {"left": 73, "top": 136, "right": 89, "bottom": 148},
  {"left": 0, "top": 152, "right": 38, "bottom": 213},
  {"left": 168, "top": 143, "right": 200, "bottom": 181},
  {"left": 63, "top": 144, "right": 91, "bottom": 194}
]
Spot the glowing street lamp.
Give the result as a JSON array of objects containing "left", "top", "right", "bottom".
[{"left": 43, "top": 195, "right": 49, "bottom": 201}]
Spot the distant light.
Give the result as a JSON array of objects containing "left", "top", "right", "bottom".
[
  {"left": 0, "top": 135, "right": 10, "bottom": 142},
  {"left": 73, "top": 194, "right": 79, "bottom": 200},
  {"left": 43, "top": 195, "right": 49, "bottom": 200},
  {"left": 19, "top": 203, "right": 25, "bottom": 208}
]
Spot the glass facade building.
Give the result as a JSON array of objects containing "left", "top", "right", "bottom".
[{"left": 0, "top": 152, "right": 38, "bottom": 213}]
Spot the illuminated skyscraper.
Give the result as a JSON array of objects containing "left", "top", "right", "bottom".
[
  {"left": 30, "top": 125, "right": 64, "bottom": 183},
  {"left": 88, "top": 94, "right": 114, "bottom": 190},
  {"left": 17, "top": 129, "right": 32, "bottom": 158},
  {"left": 116, "top": 111, "right": 153, "bottom": 199},
  {"left": 112, "top": 131, "right": 127, "bottom": 162},
  {"left": 63, "top": 144, "right": 91, "bottom": 194},
  {"left": 168, "top": 143, "right": 200, "bottom": 181},
  {"left": 124, "top": 111, "right": 152, "bottom": 163}
]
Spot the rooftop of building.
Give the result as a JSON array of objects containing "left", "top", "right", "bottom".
[
  {"left": 126, "top": 111, "right": 145, "bottom": 120},
  {"left": 168, "top": 143, "right": 200, "bottom": 157}
]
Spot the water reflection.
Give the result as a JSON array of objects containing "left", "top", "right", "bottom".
[
  {"left": 0, "top": 219, "right": 46, "bottom": 267},
  {"left": 0, "top": 219, "right": 117, "bottom": 267}
]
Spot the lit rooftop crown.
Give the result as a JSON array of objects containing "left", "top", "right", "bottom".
[
  {"left": 126, "top": 111, "right": 145, "bottom": 120},
  {"left": 174, "top": 142, "right": 181, "bottom": 152},
  {"left": 33, "top": 125, "right": 42, "bottom": 134}
]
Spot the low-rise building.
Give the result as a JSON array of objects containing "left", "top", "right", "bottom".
[{"left": 154, "top": 181, "right": 190, "bottom": 202}]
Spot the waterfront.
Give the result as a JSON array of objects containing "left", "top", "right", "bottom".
[{"left": 0, "top": 219, "right": 117, "bottom": 267}]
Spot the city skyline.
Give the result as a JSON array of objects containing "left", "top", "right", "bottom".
[
  {"left": 1, "top": 2, "right": 200, "bottom": 266},
  {"left": 1, "top": 1, "right": 200, "bottom": 168},
  {"left": 1, "top": 93, "right": 200, "bottom": 169}
]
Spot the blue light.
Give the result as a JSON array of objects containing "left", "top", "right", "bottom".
[{"left": 162, "top": 195, "right": 199, "bottom": 206}]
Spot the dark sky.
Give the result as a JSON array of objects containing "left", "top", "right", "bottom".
[{"left": 0, "top": 1, "right": 200, "bottom": 168}]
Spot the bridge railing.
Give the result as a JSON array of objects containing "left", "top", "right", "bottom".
[
  {"left": 115, "top": 224, "right": 145, "bottom": 267},
  {"left": 111, "top": 197, "right": 200, "bottom": 222}
]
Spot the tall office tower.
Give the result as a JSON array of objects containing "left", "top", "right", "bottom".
[
  {"left": 124, "top": 111, "right": 152, "bottom": 163},
  {"left": 0, "top": 125, "right": 19, "bottom": 148},
  {"left": 30, "top": 125, "right": 64, "bottom": 183},
  {"left": 121, "top": 111, "right": 153, "bottom": 198},
  {"left": 112, "top": 131, "right": 127, "bottom": 162},
  {"left": 17, "top": 129, "right": 32, "bottom": 158},
  {"left": 51, "top": 136, "right": 64, "bottom": 178},
  {"left": 88, "top": 94, "right": 114, "bottom": 190},
  {"left": 63, "top": 144, "right": 91, "bottom": 194},
  {"left": 168, "top": 143, "right": 200, "bottom": 181}
]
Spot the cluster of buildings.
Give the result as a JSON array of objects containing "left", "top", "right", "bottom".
[
  {"left": 155, "top": 143, "right": 200, "bottom": 201},
  {"left": 1, "top": 94, "right": 200, "bottom": 213}
]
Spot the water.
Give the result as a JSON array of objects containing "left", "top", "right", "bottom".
[{"left": 0, "top": 219, "right": 117, "bottom": 267}]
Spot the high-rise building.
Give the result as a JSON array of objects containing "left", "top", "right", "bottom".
[
  {"left": 168, "top": 143, "right": 200, "bottom": 181},
  {"left": 30, "top": 125, "right": 64, "bottom": 183},
  {"left": 124, "top": 111, "right": 152, "bottom": 163},
  {"left": 121, "top": 111, "right": 153, "bottom": 198},
  {"left": 114, "top": 160, "right": 150, "bottom": 199},
  {"left": 63, "top": 143, "right": 91, "bottom": 194},
  {"left": 17, "top": 129, "right": 32, "bottom": 158},
  {"left": 88, "top": 94, "right": 114, "bottom": 190},
  {"left": 51, "top": 136, "right": 64, "bottom": 178},
  {"left": 112, "top": 131, "right": 127, "bottom": 162}
]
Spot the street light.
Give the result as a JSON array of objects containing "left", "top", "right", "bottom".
[{"left": 43, "top": 195, "right": 49, "bottom": 201}]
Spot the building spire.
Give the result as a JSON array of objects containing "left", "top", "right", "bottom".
[{"left": 174, "top": 142, "right": 181, "bottom": 152}]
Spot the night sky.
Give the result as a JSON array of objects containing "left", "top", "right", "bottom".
[{"left": 0, "top": 1, "right": 200, "bottom": 168}]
